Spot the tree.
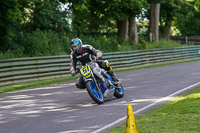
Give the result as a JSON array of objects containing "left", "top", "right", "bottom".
[
  {"left": 174, "top": 0, "right": 200, "bottom": 36},
  {"left": 0, "top": 0, "right": 23, "bottom": 51},
  {"left": 112, "top": 0, "right": 143, "bottom": 45},
  {"left": 148, "top": 0, "right": 161, "bottom": 42},
  {"left": 129, "top": 17, "right": 138, "bottom": 45},
  {"left": 23, "top": 0, "right": 69, "bottom": 32},
  {"left": 69, "top": 0, "right": 144, "bottom": 45},
  {"left": 159, "top": 0, "right": 189, "bottom": 39},
  {"left": 0, "top": 0, "right": 70, "bottom": 54}
]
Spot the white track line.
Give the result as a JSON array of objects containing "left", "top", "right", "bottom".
[{"left": 92, "top": 82, "right": 200, "bottom": 133}]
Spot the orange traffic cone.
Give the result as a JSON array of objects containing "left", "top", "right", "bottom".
[{"left": 126, "top": 104, "right": 138, "bottom": 133}]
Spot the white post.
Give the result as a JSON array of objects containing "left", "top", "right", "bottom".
[{"left": 185, "top": 36, "right": 188, "bottom": 44}]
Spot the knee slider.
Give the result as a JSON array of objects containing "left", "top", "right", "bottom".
[
  {"left": 104, "top": 60, "right": 110, "bottom": 67},
  {"left": 104, "top": 60, "right": 112, "bottom": 72}
]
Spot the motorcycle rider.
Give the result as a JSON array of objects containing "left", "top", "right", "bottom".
[{"left": 70, "top": 38, "right": 119, "bottom": 89}]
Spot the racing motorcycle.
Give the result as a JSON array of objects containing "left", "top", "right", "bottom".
[{"left": 71, "top": 60, "right": 124, "bottom": 104}]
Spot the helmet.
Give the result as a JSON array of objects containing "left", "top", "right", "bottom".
[{"left": 70, "top": 38, "right": 82, "bottom": 54}]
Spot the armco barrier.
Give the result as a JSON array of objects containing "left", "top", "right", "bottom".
[
  {"left": 0, "top": 46, "right": 200, "bottom": 86},
  {"left": 170, "top": 36, "right": 200, "bottom": 45}
]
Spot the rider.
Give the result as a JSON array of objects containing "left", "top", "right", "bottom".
[{"left": 70, "top": 38, "right": 119, "bottom": 89}]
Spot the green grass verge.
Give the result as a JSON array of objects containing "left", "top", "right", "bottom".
[
  {"left": 106, "top": 86, "right": 200, "bottom": 133},
  {"left": 0, "top": 58, "right": 200, "bottom": 94},
  {"left": 0, "top": 75, "right": 78, "bottom": 94}
]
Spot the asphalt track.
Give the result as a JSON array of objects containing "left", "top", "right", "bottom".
[{"left": 0, "top": 61, "right": 200, "bottom": 133}]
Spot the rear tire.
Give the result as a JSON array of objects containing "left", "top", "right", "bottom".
[{"left": 86, "top": 81, "right": 104, "bottom": 104}]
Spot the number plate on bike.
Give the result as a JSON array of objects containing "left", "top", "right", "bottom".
[{"left": 80, "top": 65, "right": 91, "bottom": 77}]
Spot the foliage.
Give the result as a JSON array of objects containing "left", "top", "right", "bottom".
[
  {"left": 0, "top": 0, "right": 200, "bottom": 59},
  {"left": 21, "top": 29, "right": 63, "bottom": 56},
  {"left": 0, "top": 0, "right": 70, "bottom": 52},
  {"left": 79, "top": 35, "right": 119, "bottom": 52},
  {"left": 159, "top": 0, "right": 185, "bottom": 35},
  {"left": 175, "top": 13, "right": 200, "bottom": 36},
  {"left": 24, "top": 0, "right": 70, "bottom": 32},
  {"left": 0, "top": 30, "right": 66, "bottom": 59},
  {"left": 70, "top": 0, "right": 144, "bottom": 35},
  {"left": 0, "top": 35, "right": 192, "bottom": 59},
  {"left": 0, "top": 0, "right": 22, "bottom": 51},
  {"left": 174, "top": 0, "right": 200, "bottom": 36}
]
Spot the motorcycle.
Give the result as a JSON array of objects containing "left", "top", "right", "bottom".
[{"left": 71, "top": 60, "right": 124, "bottom": 104}]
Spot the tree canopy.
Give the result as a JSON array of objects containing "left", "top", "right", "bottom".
[{"left": 0, "top": 0, "right": 200, "bottom": 58}]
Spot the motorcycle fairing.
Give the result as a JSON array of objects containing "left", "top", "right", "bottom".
[{"left": 80, "top": 65, "right": 92, "bottom": 78}]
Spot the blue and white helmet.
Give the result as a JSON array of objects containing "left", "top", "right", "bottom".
[{"left": 70, "top": 38, "right": 82, "bottom": 54}]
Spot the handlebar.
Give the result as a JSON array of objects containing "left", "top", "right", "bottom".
[{"left": 69, "top": 60, "right": 97, "bottom": 78}]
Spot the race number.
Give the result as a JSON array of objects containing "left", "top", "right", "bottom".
[{"left": 80, "top": 65, "right": 91, "bottom": 77}]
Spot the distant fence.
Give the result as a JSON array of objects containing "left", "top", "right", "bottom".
[
  {"left": 0, "top": 45, "right": 200, "bottom": 86},
  {"left": 170, "top": 36, "right": 200, "bottom": 45}
]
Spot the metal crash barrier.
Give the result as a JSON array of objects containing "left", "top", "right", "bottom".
[{"left": 0, "top": 45, "right": 200, "bottom": 86}]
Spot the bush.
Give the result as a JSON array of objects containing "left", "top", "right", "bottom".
[
  {"left": 146, "top": 39, "right": 193, "bottom": 49},
  {"left": 0, "top": 33, "right": 194, "bottom": 60},
  {"left": 59, "top": 34, "right": 72, "bottom": 54},
  {"left": 0, "top": 47, "right": 24, "bottom": 60},
  {"left": 0, "top": 29, "right": 72, "bottom": 59},
  {"left": 79, "top": 35, "right": 119, "bottom": 52},
  {"left": 22, "top": 29, "right": 62, "bottom": 57}
]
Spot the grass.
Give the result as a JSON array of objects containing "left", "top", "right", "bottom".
[
  {"left": 106, "top": 86, "right": 200, "bottom": 133},
  {"left": 0, "top": 58, "right": 200, "bottom": 94},
  {"left": 0, "top": 75, "right": 78, "bottom": 94}
]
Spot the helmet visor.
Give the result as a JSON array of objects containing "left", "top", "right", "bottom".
[
  {"left": 72, "top": 45, "right": 79, "bottom": 51},
  {"left": 72, "top": 43, "right": 81, "bottom": 52}
]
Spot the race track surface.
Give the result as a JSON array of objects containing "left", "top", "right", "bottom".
[{"left": 0, "top": 61, "right": 200, "bottom": 133}]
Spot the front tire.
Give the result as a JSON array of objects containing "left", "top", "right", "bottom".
[{"left": 86, "top": 81, "right": 104, "bottom": 104}]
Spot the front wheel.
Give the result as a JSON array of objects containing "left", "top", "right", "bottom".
[
  {"left": 86, "top": 81, "right": 104, "bottom": 104},
  {"left": 114, "top": 83, "right": 124, "bottom": 98}
]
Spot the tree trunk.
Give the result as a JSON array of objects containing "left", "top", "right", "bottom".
[
  {"left": 117, "top": 17, "right": 128, "bottom": 41},
  {"left": 128, "top": 17, "right": 138, "bottom": 45},
  {"left": 163, "top": 19, "right": 172, "bottom": 40},
  {"left": 149, "top": 3, "right": 160, "bottom": 43}
]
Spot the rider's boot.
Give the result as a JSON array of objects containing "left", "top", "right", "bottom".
[
  {"left": 108, "top": 69, "right": 119, "bottom": 83},
  {"left": 104, "top": 61, "right": 120, "bottom": 87}
]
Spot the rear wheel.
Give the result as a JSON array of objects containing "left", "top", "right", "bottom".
[
  {"left": 86, "top": 81, "right": 104, "bottom": 104},
  {"left": 114, "top": 83, "right": 124, "bottom": 98}
]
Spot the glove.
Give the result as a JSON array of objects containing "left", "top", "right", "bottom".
[{"left": 96, "top": 52, "right": 102, "bottom": 60}]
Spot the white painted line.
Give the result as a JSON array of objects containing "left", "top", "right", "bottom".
[{"left": 92, "top": 82, "right": 200, "bottom": 133}]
